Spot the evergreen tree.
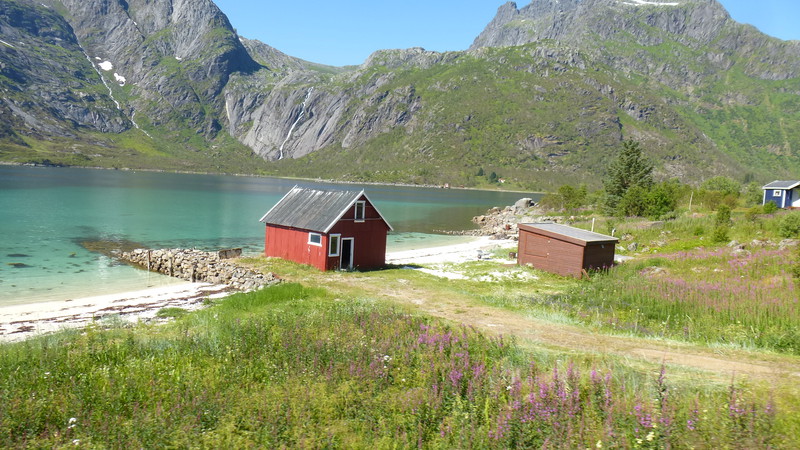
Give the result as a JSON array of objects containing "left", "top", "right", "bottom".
[{"left": 604, "top": 140, "right": 653, "bottom": 212}]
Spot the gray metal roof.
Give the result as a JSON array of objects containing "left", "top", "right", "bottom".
[
  {"left": 260, "top": 186, "right": 391, "bottom": 233},
  {"left": 520, "top": 223, "right": 618, "bottom": 243},
  {"left": 762, "top": 180, "right": 800, "bottom": 190}
]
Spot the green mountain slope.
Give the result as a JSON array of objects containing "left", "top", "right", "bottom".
[{"left": 0, "top": 0, "right": 798, "bottom": 188}]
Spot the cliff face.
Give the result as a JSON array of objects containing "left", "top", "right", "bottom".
[
  {"left": 1, "top": 0, "right": 799, "bottom": 187},
  {"left": 232, "top": 48, "right": 444, "bottom": 161},
  {"left": 0, "top": 0, "right": 129, "bottom": 142},
  {"left": 56, "top": 0, "right": 259, "bottom": 137},
  {"left": 470, "top": 0, "right": 800, "bottom": 84},
  {"left": 471, "top": 0, "right": 732, "bottom": 50}
]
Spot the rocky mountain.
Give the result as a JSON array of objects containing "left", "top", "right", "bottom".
[
  {"left": 472, "top": 0, "right": 800, "bottom": 84},
  {"left": 1, "top": 0, "right": 799, "bottom": 189}
]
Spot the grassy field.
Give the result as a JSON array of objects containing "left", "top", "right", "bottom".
[
  {"left": 511, "top": 208, "right": 800, "bottom": 356},
  {"left": 0, "top": 283, "right": 792, "bottom": 448}
]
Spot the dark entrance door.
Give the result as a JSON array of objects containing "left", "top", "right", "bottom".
[{"left": 341, "top": 238, "right": 354, "bottom": 270}]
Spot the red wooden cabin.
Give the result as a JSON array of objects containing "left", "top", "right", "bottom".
[
  {"left": 517, "top": 223, "right": 618, "bottom": 277},
  {"left": 259, "top": 186, "right": 393, "bottom": 271}
]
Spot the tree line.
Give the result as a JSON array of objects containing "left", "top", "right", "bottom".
[{"left": 539, "top": 139, "right": 768, "bottom": 222}]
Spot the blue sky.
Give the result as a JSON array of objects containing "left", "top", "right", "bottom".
[{"left": 213, "top": 1, "right": 799, "bottom": 67}]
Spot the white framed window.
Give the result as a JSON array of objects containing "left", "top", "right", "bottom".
[
  {"left": 355, "top": 201, "right": 366, "bottom": 222},
  {"left": 774, "top": 189, "right": 782, "bottom": 197},
  {"left": 308, "top": 232, "right": 322, "bottom": 246},
  {"left": 328, "top": 234, "right": 341, "bottom": 256}
]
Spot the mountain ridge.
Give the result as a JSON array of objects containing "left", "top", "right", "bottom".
[{"left": 0, "top": 0, "right": 798, "bottom": 189}]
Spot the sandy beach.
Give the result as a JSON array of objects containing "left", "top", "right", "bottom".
[
  {"left": 386, "top": 236, "right": 517, "bottom": 265},
  {"left": 0, "top": 282, "right": 230, "bottom": 342},
  {"left": 0, "top": 236, "right": 517, "bottom": 343}
]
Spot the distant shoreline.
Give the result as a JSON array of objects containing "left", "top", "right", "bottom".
[{"left": 0, "top": 162, "right": 545, "bottom": 195}]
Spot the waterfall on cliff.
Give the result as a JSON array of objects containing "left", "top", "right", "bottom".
[{"left": 278, "top": 87, "right": 314, "bottom": 160}]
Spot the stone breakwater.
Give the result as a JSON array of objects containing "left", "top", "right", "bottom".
[{"left": 120, "top": 248, "right": 279, "bottom": 291}]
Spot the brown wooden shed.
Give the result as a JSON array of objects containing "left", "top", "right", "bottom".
[{"left": 517, "top": 223, "right": 618, "bottom": 277}]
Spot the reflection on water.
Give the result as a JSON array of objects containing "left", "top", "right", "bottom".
[{"left": 0, "top": 166, "right": 539, "bottom": 305}]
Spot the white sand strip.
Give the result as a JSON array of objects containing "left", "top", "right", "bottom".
[
  {"left": 1, "top": 237, "right": 520, "bottom": 342},
  {"left": 0, "top": 282, "right": 230, "bottom": 343},
  {"left": 386, "top": 236, "right": 518, "bottom": 265}
]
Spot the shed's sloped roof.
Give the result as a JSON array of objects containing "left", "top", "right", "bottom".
[
  {"left": 260, "top": 186, "right": 391, "bottom": 233},
  {"left": 519, "top": 223, "right": 618, "bottom": 244},
  {"left": 763, "top": 180, "right": 800, "bottom": 190}
]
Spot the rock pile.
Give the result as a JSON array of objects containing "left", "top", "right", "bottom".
[
  {"left": 472, "top": 198, "right": 560, "bottom": 239},
  {"left": 120, "top": 248, "right": 279, "bottom": 291}
]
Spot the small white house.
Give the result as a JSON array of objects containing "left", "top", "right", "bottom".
[{"left": 762, "top": 181, "right": 800, "bottom": 209}]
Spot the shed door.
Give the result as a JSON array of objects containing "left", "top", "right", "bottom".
[{"left": 341, "top": 238, "right": 354, "bottom": 270}]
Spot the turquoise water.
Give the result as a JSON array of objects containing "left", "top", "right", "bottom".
[{"left": 0, "top": 166, "right": 538, "bottom": 305}]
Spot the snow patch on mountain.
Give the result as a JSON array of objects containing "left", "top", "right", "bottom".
[
  {"left": 98, "top": 60, "right": 113, "bottom": 71},
  {"left": 620, "top": 0, "right": 681, "bottom": 6}
]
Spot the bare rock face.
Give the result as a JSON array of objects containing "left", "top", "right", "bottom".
[
  {"left": 0, "top": 1, "right": 129, "bottom": 138},
  {"left": 471, "top": 0, "right": 732, "bottom": 50},
  {"left": 54, "top": 0, "right": 259, "bottom": 138},
  {"left": 470, "top": 0, "right": 800, "bottom": 85},
  {"left": 236, "top": 69, "right": 424, "bottom": 161}
]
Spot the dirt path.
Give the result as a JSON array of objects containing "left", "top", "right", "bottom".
[{"left": 289, "top": 269, "right": 800, "bottom": 385}]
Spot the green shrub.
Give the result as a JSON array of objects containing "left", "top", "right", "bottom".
[
  {"left": 711, "top": 205, "right": 732, "bottom": 243},
  {"left": 764, "top": 202, "right": 779, "bottom": 214},
  {"left": 715, "top": 205, "right": 732, "bottom": 228},
  {"left": 558, "top": 184, "right": 588, "bottom": 209},
  {"left": 618, "top": 185, "right": 649, "bottom": 217},
  {"left": 743, "top": 183, "right": 763, "bottom": 206},
  {"left": 791, "top": 263, "right": 800, "bottom": 280},
  {"left": 744, "top": 205, "right": 762, "bottom": 222},
  {"left": 646, "top": 181, "right": 680, "bottom": 219},
  {"left": 711, "top": 226, "right": 729, "bottom": 243},
  {"left": 701, "top": 176, "right": 741, "bottom": 197},
  {"left": 779, "top": 213, "right": 800, "bottom": 238}
]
